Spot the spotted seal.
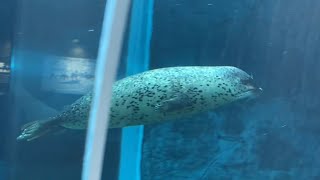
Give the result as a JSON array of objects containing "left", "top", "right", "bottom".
[{"left": 17, "top": 66, "right": 262, "bottom": 141}]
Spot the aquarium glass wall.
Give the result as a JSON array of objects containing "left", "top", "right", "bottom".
[
  {"left": 2, "top": 0, "right": 320, "bottom": 180},
  {"left": 2, "top": 0, "right": 124, "bottom": 179}
]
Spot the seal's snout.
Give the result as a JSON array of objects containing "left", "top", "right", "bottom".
[{"left": 241, "top": 77, "right": 262, "bottom": 95}]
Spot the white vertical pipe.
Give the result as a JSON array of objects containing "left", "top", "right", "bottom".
[{"left": 81, "top": 0, "right": 131, "bottom": 180}]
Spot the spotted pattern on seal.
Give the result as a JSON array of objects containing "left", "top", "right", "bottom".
[{"left": 54, "top": 66, "right": 255, "bottom": 129}]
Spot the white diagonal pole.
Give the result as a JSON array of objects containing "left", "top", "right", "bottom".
[{"left": 81, "top": 0, "right": 131, "bottom": 180}]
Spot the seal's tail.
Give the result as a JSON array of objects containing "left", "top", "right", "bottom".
[{"left": 17, "top": 119, "right": 60, "bottom": 141}]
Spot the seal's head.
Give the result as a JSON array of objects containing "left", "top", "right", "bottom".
[{"left": 217, "top": 66, "right": 263, "bottom": 102}]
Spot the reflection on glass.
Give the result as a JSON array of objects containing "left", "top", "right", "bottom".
[{"left": 41, "top": 56, "right": 95, "bottom": 94}]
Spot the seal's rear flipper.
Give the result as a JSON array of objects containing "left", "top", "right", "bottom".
[{"left": 17, "top": 119, "right": 61, "bottom": 141}]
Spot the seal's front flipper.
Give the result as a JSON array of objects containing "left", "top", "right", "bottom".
[
  {"left": 155, "top": 94, "right": 193, "bottom": 113},
  {"left": 17, "top": 119, "right": 61, "bottom": 141}
]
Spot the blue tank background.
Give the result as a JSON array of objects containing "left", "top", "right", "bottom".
[
  {"left": 142, "top": 0, "right": 320, "bottom": 179},
  {"left": 0, "top": 0, "right": 320, "bottom": 180}
]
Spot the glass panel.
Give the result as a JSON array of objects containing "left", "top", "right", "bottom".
[
  {"left": 140, "top": 1, "right": 320, "bottom": 180},
  {"left": 1, "top": 0, "right": 125, "bottom": 179}
]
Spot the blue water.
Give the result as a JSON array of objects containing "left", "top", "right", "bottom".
[{"left": 1, "top": 0, "right": 320, "bottom": 180}]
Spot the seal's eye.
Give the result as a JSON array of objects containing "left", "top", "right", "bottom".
[
  {"left": 240, "top": 74, "right": 254, "bottom": 85},
  {"left": 241, "top": 79, "right": 251, "bottom": 85},
  {"left": 241, "top": 77, "right": 259, "bottom": 92}
]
